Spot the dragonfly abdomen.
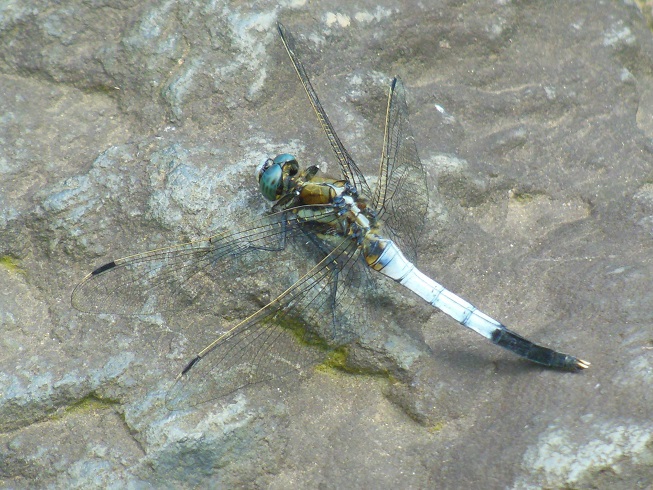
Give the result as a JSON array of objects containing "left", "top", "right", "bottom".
[
  {"left": 363, "top": 236, "right": 498, "bottom": 338},
  {"left": 363, "top": 235, "right": 589, "bottom": 370}
]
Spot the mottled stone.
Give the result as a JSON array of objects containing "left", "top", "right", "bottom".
[{"left": 1, "top": 1, "right": 652, "bottom": 488}]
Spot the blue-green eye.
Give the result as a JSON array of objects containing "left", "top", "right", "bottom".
[
  {"left": 258, "top": 160, "right": 283, "bottom": 201},
  {"left": 273, "top": 153, "right": 296, "bottom": 165},
  {"left": 256, "top": 154, "right": 300, "bottom": 201}
]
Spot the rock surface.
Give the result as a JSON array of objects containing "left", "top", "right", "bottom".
[{"left": 1, "top": 1, "right": 652, "bottom": 488}]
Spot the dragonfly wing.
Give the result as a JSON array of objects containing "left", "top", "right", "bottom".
[
  {"left": 71, "top": 207, "right": 337, "bottom": 316},
  {"left": 72, "top": 203, "right": 378, "bottom": 407},
  {"left": 277, "top": 22, "right": 372, "bottom": 200},
  {"left": 371, "top": 77, "right": 429, "bottom": 263},
  {"left": 165, "top": 234, "right": 377, "bottom": 409}
]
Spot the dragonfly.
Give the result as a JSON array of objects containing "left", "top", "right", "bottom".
[{"left": 72, "top": 22, "right": 589, "bottom": 410}]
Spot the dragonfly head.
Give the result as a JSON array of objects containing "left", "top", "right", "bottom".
[{"left": 256, "top": 153, "right": 299, "bottom": 201}]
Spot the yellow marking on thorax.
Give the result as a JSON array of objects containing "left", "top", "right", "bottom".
[{"left": 299, "top": 179, "right": 346, "bottom": 205}]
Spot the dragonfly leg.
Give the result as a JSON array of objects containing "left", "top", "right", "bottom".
[{"left": 247, "top": 213, "right": 290, "bottom": 253}]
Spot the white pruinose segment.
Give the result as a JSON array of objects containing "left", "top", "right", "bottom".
[
  {"left": 371, "top": 238, "right": 502, "bottom": 340},
  {"left": 341, "top": 194, "right": 371, "bottom": 230}
]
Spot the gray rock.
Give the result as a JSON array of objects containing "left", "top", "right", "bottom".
[{"left": 1, "top": 1, "right": 652, "bottom": 488}]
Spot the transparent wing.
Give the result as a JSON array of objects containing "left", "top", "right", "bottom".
[
  {"left": 71, "top": 207, "right": 337, "bottom": 316},
  {"left": 371, "top": 77, "right": 428, "bottom": 263},
  {"left": 277, "top": 22, "right": 372, "bottom": 200},
  {"left": 72, "top": 205, "right": 378, "bottom": 407},
  {"left": 165, "top": 234, "right": 377, "bottom": 409}
]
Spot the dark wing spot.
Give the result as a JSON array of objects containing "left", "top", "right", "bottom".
[{"left": 91, "top": 261, "right": 117, "bottom": 275}]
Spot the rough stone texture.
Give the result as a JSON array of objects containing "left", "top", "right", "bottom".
[{"left": 1, "top": 1, "right": 653, "bottom": 488}]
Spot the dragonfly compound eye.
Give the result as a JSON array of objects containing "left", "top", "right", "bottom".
[
  {"left": 272, "top": 153, "right": 296, "bottom": 165},
  {"left": 256, "top": 157, "right": 273, "bottom": 183},
  {"left": 258, "top": 161, "right": 284, "bottom": 201},
  {"left": 273, "top": 153, "right": 299, "bottom": 176}
]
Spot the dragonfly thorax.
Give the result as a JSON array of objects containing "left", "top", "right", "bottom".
[
  {"left": 259, "top": 154, "right": 379, "bottom": 243},
  {"left": 293, "top": 184, "right": 376, "bottom": 246}
]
